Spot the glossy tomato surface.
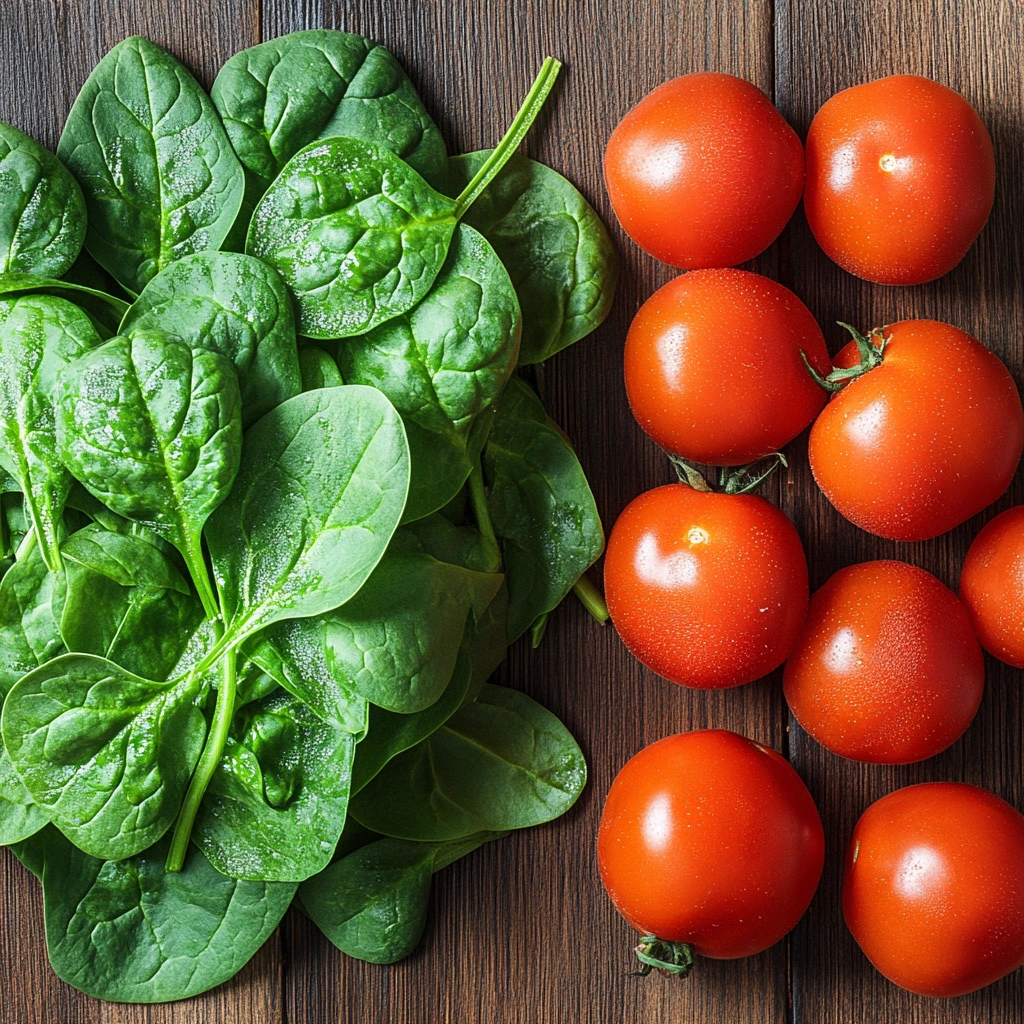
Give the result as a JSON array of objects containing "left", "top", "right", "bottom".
[
  {"left": 624, "top": 269, "right": 831, "bottom": 465},
  {"left": 844, "top": 783, "right": 1024, "bottom": 996},
  {"left": 598, "top": 730, "right": 825, "bottom": 958},
  {"left": 604, "top": 484, "right": 809, "bottom": 688},
  {"left": 805, "top": 75, "right": 995, "bottom": 284},
  {"left": 808, "top": 320, "right": 1023, "bottom": 541},
  {"left": 604, "top": 73, "right": 804, "bottom": 268},
  {"left": 960, "top": 505, "right": 1024, "bottom": 667},
  {"left": 784, "top": 561, "right": 984, "bottom": 764}
]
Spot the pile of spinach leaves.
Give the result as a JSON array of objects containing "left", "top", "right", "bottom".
[{"left": 0, "top": 29, "right": 616, "bottom": 1003}]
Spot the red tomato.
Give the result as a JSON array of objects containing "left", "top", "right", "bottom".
[
  {"left": 598, "top": 730, "right": 825, "bottom": 961},
  {"left": 805, "top": 75, "right": 995, "bottom": 284},
  {"left": 784, "top": 561, "right": 984, "bottom": 764},
  {"left": 604, "top": 73, "right": 804, "bottom": 268},
  {"left": 623, "top": 269, "right": 831, "bottom": 465},
  {"left": 604, "top": 484, "right": 808, "bottom": 688},
  {"left": 844, "top": 783, "right": 1024, "bottom": 996},
  {"left": 960, "top": 505, "right": 1024, "bottom": 667},
  {"left": 808, "top": 320, "right": 1023, "bottom": 541}
]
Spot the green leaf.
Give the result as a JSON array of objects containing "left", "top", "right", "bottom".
[
  {"left": 484, "top": 379, "right": 604, "bottom": 642},
  {"left": 465, "top": 582, "right": 509, "bottom": 698},
  {"left": 0, "top": 272, "right": 128, "bottom": 337},
  {"left": 1, "top": 654, "right": 208, "bottom": 860},
  {"left": 0, "top": 121, "right": 85, "bottom": 278},
  {"left": 248, "top": 616, "right": 367, "bottom": 734},
  {"left": 119, "top": 251, "right": 301, "bottom": 426},
  {"left": 10, "top": 827, "right": 296, "bottom": 1002},
  {"left": 62, "top": 522, "right": 189, "bottom": 593},
  {"left": 298, "top": 346, "right": 343, "bottom": 391},
  {"left": 247, "top": 136, "right": 457, "bottom": 339},
  {"left": 191, "top": 689, "right": 356, "bottom": 881},
  {"left": 299, "top": 831, "right": 501, "bottom": 964},
  {"left": 350, "top": 646, "right": 472, "bottom": 795},
  {"left": 206, "top": 385, "right": 409, "bottom": 645},
  {"left": 445, "top": 152, "right": 618, "bottom": 364},
  {"left": 339, "top": 223, "right": 521, "bottom": 521},
  {"left": 0, "top": 540, "right": 65, "bottom": 695},
  {"left": 57, "top": 36, "right": 244, "bottom": 293},
  {"left": 0, "top": 295, "right": 104, "bottom": 569},
  {"left": 55, "top": 329, "right": 242, "bottom": 613},
  {"left": 211, "top": 30, "right": 447, "bottom": 246},
  {"left": 349, "top": 683, "right": 586, "bottom": 841},
  {"left": 0, "top": 745, "right": 46, "bottom": 844},
  {"left": 324, "top": 526, "right": 501, "bottom": 714}
]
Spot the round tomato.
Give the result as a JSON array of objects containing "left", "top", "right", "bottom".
[
  {"left": 844, "top": 783, "right": 1024, "bottom": 996},
  {"left": 784, "top": 561, "right": 984, "bottom": 764},
  {"left": 808, "top": 320, "right": 1023, "bottom": 541},
  {"left": 805, "top": 75, "right": 995, "bottom": 284},
  {"left": 598, "top": 730, "right": 824, "bottom": 965},
  {"left": 624, "top": 269, "right": 831, "bottom": 465},
  {"left": 960, "top": 505, "right": 1024, "bottom": 667},
  {"left": 604, "top": 73, "right": 804, "bottom": 268},
  {"left": 604, "top": 484, "right": 808, "bottom": 688}
]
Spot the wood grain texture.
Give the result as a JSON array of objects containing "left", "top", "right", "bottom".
[{"left": 1, "top": 0, "right": 1023, "bottom": 1021}]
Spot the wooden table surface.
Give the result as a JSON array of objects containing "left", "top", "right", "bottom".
[{"left": 2, "top": 1, "right": 1023, "bottom": 1021}]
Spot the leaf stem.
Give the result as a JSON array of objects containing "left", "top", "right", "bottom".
[
  {"left": 183, "top": 532, "right": 219, "bottom": 620},
  {"left": 165, "top": 649, "right": 236, "bottom": 872},
  {"left": 452, "top": 57, "right": 562, "bottom": 220},
  {"left": 572, "top": 573, "right": 609, "bottom": 624},
  {"left": 468, "top": 463, "right": 502, "bottom": 573}
]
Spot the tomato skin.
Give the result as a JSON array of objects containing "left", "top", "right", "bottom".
[
  {"left": 604, "top": 484, "right": 809, "bottom": 689},
  {"left": 623, "top": 269, "right": 831, "bottom": 465},
  {"left": 784, "top": 561, "right": 984, "bottom": 764},
  {"left": 808, "top": 320, "right": 1023, "bottom": 541},
  {"left": 805, "top": 75, "right": 995, "bottom": 285},
  {"left": 960, "top": 506, "right": 1024, "bottom": 667},
  {"left": 604, "top": 73, "right": 804, "bottom": 268},
  {"left": 844, "top": 783, "right": 1024, "bottom": 997},
  {"left": 598, "top": 730, "right": 824, "bottom": 958}
]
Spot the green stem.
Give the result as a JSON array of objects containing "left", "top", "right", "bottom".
[
  {"left": 634, "top": 936, "right": 695, "bottom": 978},
  {"left": 802, "top": 322, "right": 886, "bottom": 394},
  {"left": 572, "top": 574, "right": 609, "bottom": 624},
  {"left": 183, "top": 532, "right": 219, "bottom": 621},
  {"left": 452, "top": 57, "right": 562, "bottom": 220},
  {"left": 166, "top": 649, "right": 236, "bottom": 872},
  {"left": 468, "top": 464, "right": 502, "bottom": 573},
  {"left": 14, "top": 524, "right": 37, "bottom": 562}
]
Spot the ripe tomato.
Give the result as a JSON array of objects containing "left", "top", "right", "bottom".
[
  {"left": 598, "top": 730, "right": 825, "bottom": 964},
  {"left": 844, "top": 783, "right": 1024, "bottom": 996},
  {"left": 784, "top": 561, "right": 984, "bottom": 764},
  {"left": 604, "top": 73, "right": 804, "bottom": 268},
  {"left": 805, "top": 75, "right": 995, "bottom": 284},
  {"left": 623, "top": 269, "right": 831, "bottom": 465},
  {"left": 960, "top": 505, "right": 1024, "bottom": 667},
  {"left": 604, "top": 484, "right": 808, "bottom": 688},
  {"left": 808, "top": 320, "right": 1023, "bottom": 541}
]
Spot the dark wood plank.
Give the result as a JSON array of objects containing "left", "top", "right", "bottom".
[
  {"left": 775, "top": 1, "right": 1024, "bottom": 1021},
  {"left": 259, "top": 2, "right": 787, "bottom": 1023},
  {"left": 0, "top": 7, "right": 282, "bottom": 1024}
]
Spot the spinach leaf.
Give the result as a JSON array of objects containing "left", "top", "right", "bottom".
[
  {"left": 10, "top": 827, "right": 296, "bottom": 1002},
  {"left": 1, "top": 654, "right": 208, "bottom": 860},
  {"left": 0, "top": 539, "right": 65, "bottom": 694},
  {"left": 191, "top": 688, "right": 356, "bottom": 881},
  {"left": 57, "top": 36, "right": 244, "bottom": 294},
  {"left": 349, "top": 683, "right": 586, "bottom": 840},
  {"left": 323, "top": 524, "right": 501, "bottom": 714},
  {"left": 299, "top": 345, "right": 343, "bottom": 390},
  {"left": 247, "top": 57, "right": 561, "bottom": 340},
  {"left": 248, "top": 616, "right": 367, "bottom": 734},
  {"left": 445, "top": 152, "right": 618, "bottom": 363},
  {"left": 211, "top": 30, "right": 447, "bottom": 247},
  {"left": 0, "top": 746, "right": 46, "bottom": 844},
  {"left": 55, "top": 329, "right": 242, "bottom": 615},
  {"left": 484, "top": 378, "right": 603, "bottom": 642},
  {"left": 61, "top": 522, "right": 189, "bottom": 593},
  {"left": 206, "top": 385, "right": 409, "bottom": 646},
  {"left": 0, "top": 121, "right": 85, "bottom": 278},
  {"left": 350, "top": 647, "right": 472, "bottom": 795},
  {"left": 0, "top": 272, "right": 128, "bottom": 336},
  {"left": 299, "top": 831, "right": 501, "bottom": 964},
  {"left": 0, "top": 295, "right": 103, "bottom": 569},
  {"left": 119, "top": 251, "right": 301, "bottom": 425},
  {"left": 339, "top": 223, "right": 521, "bottom": 521},
  {"left": 465, "top": 582, "right": 509, "bottom": 698}
]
